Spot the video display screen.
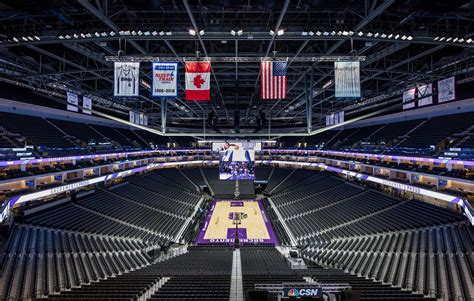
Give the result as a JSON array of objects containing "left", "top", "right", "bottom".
[{"left": 213, "top": 141, "right": 261, "bottom": 180}]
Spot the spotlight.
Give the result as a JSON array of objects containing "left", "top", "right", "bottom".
[
  {"left": 34, "top": 35, "right": 40, "bottom": 40},
  {"left": 323, "top": 31, "right": 329, "bottom": 36},
  {"left": 165, "top": 31, "right": 172, "bottom": 36},
  {"left": 199, "top": 30, "right": 205, "bottom": 35},
  {"left": 119, "top": 30, "right": 125, "bottom": 35},
  {"left": 446, "top": 37, "right": 452, "bottom": 42},
  {"left": 330, "top": 31, "right": 336, "bottom": 36},
  {"left": 65, "top": 34, "right": 71, "bottom": 39},
  {"left": 308, "top": 31, "right": 314, "bottom": 36},
  {"left": 80, "top": 33, "right": 86, "bottom": 38},
  {"left": 301, "top": 31, "right": 308, "bottom": 36},
  {"left": 231, "top": 30, "right": 237, "bottom": 36},
  {"left": 453, "top": 37, "right": 458, "bottom": 42},
  {"left": 13, "top": 37, "right": 19, "bottom": 42},
  {"left": 358, "top": 31, "right": 363, "bottom": 36},
  {"left": 373, "top": 32, "right": 379, "bottom": 37},
  {"left": 131, "top": 30, "right": 137, "bottom": 36},
  {"left": 277, "top": 29, "right": 284, "bottom": 36},
  {"left": 394, "top": 34, "right": 400, "bottom": 39},
  {"left": 380, "top": 33, "right": 387, "bottom": 38},
  {"left": 152, "top": 31, "right": 158, "bottom": 36},
  {"left": 316, "top": 31, "right": 322, "bottom": 36},
  {"left": 458, "top": 38, "right": 464, "bottom": 42},
  {"left": 348, "top": 31, "right": 354, "bottom": 36},
  {"left": 95, "top": 32, "right": 100, "bottom": 37},
  {"left": 433, "top": 36, "right": 439, "bottom": 41},
  {"left": 137, "top": 30, "right": 143, "bottom": 35},
  {"left": 439, "top": 37, "right": 445, "bottom": 41},
  {"left": 110, "top": 31, "right": 116, "bottom": 36},
  {"left": 21, "top": 36, "right": 27, "bottom": 41},
  {"left": 237, "top": 30, "right": 243, "bottom": 36},
  {"left": 407, "top": 35, "right": 413, "bottom": 40},
  {"left": 387, "top": 34, "right": 393, "bottom": 38},
  {"left": 101, "top": 32, "right": 107, "bottom": 37},
  {"left": 159, "top": 31, "right": 165, "bottom": 36},
  {"left": 189, "top": 29, "right": 196, "bottom": 36},
  {"left": 73, "top": 34, "right": 79, "bottom": 38},
  {"left": 342, "top": 31, "right": 349, "bottom": 36},
  {"left": 366, "top": 32, "right": 373, "bottom": 37},
  {"left": 144, "top": 31, "right": 151, "bottom": 36},
  {"left": 401, "top": 35, "right": 407, "bottom": 40},
  {"left": 85, "top": 33, "right": 92, "bottom": 38},
  {"left": 269, "top": 30, "right": 275, "bottom": 36},
  {"left": 466, "top": 38, "right": 472, "bottom": 43}
]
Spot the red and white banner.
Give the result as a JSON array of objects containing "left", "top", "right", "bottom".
[{"left": 185, "top": 61, "right": 211, "bottom": 101}]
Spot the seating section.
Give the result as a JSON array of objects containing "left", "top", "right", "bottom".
[
  {"left": 47, "top": 119, "right": 106, "bottom": 145},
  {"left": 267, "top": 169, "right": 470, "bottom": 300},
  {"left": 399, "top": 112, "right": 474, "bottom": 149},
  {"left": 202, "top": 168, "right": 237, "bottom": 198},
  {"left": 0, "top": 112, "right": 76, "bottom": 148},
  {"left": 34, "top": 246, "right": 233, "bottom": 300},
  {"left": 0, "top": 224, "right": 150, "bottom": 300},
  {"left": 255, "top": 167, "right": 272, "bottom": 181},
  {"left": 302, "top": 223, "right": 473, "bottom": 300},
  {"left": 264, "top": 168, "right": 294, "bottom": 193}
]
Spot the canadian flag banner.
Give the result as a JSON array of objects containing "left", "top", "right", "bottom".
[{"left": 185, "top": 61, "right": 211, "bottom": 101}]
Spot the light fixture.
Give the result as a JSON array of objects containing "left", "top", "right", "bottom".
[
  {"left": 301, "top": 31, "right": 308, "bottom": 36},
  {"left": 466, "top": 38, "right": 472, "bottom": 43},
  {"left": 357, "top": 31, "right": 363, "bottom": 36},
  {"left": 159, "top": 31, "right": 165, "bottom": 36},
  {"left": 137, "top": 30, "right": 143, "bottom": 35},
  {"left": 231, "top": 30, "right": 237, "bottom": 36},
  {"left": 308, "top": 31, "right": 314, "bottom": 36},
  {"left": 337, "top": 31, "right": 342, "bottom": 36},
  {"left": 34, "top": 35, "right": 40, "bottom": 40},
  {"left": 152, "top": 31, "right": 158, "bottom": 36},
  {"left": 387, "top": 33, "right": 393, "bottom": 38},
  {"left": 101, "top": 32, "right": 107, "bottom": 37},
  {"left": 119, "top": 30, "right": 125, "bottom": 35},
  {"left": 110, "top": 31, "right": 116, "bottom": 36},
  {"left": 269, "top": 30, "right": 275, "bottom": 36},
  {"left": 342, "top": 31, "right": 348, "bottom": 36},
  {"left": 189, "top": 29, "right": 196, "bottom": 36},
  {"left": 85, "top": 33, "right": 92, "bottom": 38},
  {"left": 330, "top": 31, "right": 336, "bottom": 36},
  {"left": 65, "top": 34, "right": 71, "bottom": 39},
  {"left": 453, "top": 37, "right": 458, "bottom": 42},
  {"left": 316, "top": 31, "right": 322, "bottom": 36},
  {"left": 458, "top": 38, "right": 464, "bottom": 42},
  {"left": 446, "top": 37, "right": 452, "bottom": 42},
  {"left": 95, "top": 32, "right": 100, "bottom": 37},
  {"left": 407, "top": 35, "right": 413, "bottom": 40},
  {"left": 131, "top": 30, "right": 137, "bottom": 36},
  {"left": 80, "top": 33, "right": 86, "bottom": 38},
  {"left": 380, "top": 33, "right": 387, "bottom": 38},
  {"left": 439, "top": 37, "right": 446, "bottom": 41},
  {"left": 72, "top": 34, "right": 78, "bottom": 38},
  {"left": 199, "top": 30, "right": 205, "bottom": 35},
  {"left": 21, "top": 37, "right": 28, "bottom": 41},
  {"left": 323, "top": 31, "right": 329, "bottom": 36},
  {"left": 13, "top": 37, "right": 19, "bottom": 42},
  {"left": 401, "top": 35, "right": 407, "bottom": 40},
  {"left": 433, "top": 36, "right": 439, "bottom": 41},
  {"left": 348, "top": 31, "right": 354, "bottom": 36},
  {"left": 144, "top": 31, "right": 151, "bottom": 36},
  {"left": 394, "top": 34, "right": 400, "bottom": 39},
  {"left": 277, "top": 29, "right": 284, "bottom": 36},
  {"left": 237, "top": 29, "right": 243, "bottom": 36},
  {"left": 373, "top": 32, "right": 379, "bottom": 37},
  {"left": 366, "top": 32, "right": 373, "bottom": 37}
]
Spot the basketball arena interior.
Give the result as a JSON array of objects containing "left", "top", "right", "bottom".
[{"left": 0, "top": 1, "right": 473, "bottom": 300}]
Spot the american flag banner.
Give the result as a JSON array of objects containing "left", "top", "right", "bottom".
[{"left": 260, "top": 60, "right": 287, "bottom": 99}]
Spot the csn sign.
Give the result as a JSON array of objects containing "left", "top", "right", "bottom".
[{"left": 283, "top": 287, "right": 321, "bottom": 298}]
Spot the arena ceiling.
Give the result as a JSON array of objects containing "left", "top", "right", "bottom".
[{"left": 0, "top": 0, "right": 473, "bottom": 135}]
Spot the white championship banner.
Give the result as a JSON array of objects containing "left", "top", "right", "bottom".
[
  {"left": 114, "top": 62, "right": 140, "bottom": 96},
  {"left": 82, "top": 96, "right": 92, "bottom": 115},
  {"left": 334, "top": 61, "right": 361, "bottom": 98},
  {"left": 66, "top": 92, "right": 79, "bottom": 112},
  {"left": 129, "top": 111, "right": 135, "bottom": 123},
  {"left": 152, "top": 62, "right": 178, "bottom": 97},
  {"left": 417, "top": 83, "right": 432, "bottom": 107},
  {"left": 438, "top": 76, "right": 455, "bottom": 103},
  {"left": 402, "top": 88, "right": 415, "bottom": 109}
]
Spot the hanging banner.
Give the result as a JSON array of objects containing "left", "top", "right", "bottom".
[
  {"left": 334, "top": 61, "right": 361, "bottom": 98},
  {"left": 114, "top": 62, "right": 140, "bottom": 96},
  {"left": 402, "top": 88, "right": 416, "bottom": 109},
  {"left": 152, "top": 62, "right": 178, "bottom": 97},
  {"left": 185, "top": 61, "right": 211, "bottom": 101},
  {"left": 82, "top": 96, "right": 92, "bottom": 115},
  {"left": 139, "top": 113, "right": 144, "bottom": 125},
  {"left": 134, "top": 113, "right": 140, "bottom": 124},
  {"left": 144, "top": 115, "right": 148, "bottom": 126},
  {"left": 260, "top": 60, "right": 288, "bottom": 99},
  {"left": 129, "top": 111, "right": 134, "bottom": 123},
  {"left": 438, "top": 76, "right": 455, "bottom": 103},
  {"left": 66, "top": 92, "right": 79, "bottom": 112},
  {"left": 417, "top": 83, "right": 432, "bottom": 107}
]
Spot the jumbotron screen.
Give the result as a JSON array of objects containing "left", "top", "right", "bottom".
[{"left": 212, "top": 141, "right": 261, "bottom": 180}]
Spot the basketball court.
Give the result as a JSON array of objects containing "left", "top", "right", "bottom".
[{"left": 196, "top": 199, "right": 278, "bottom": 245}]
